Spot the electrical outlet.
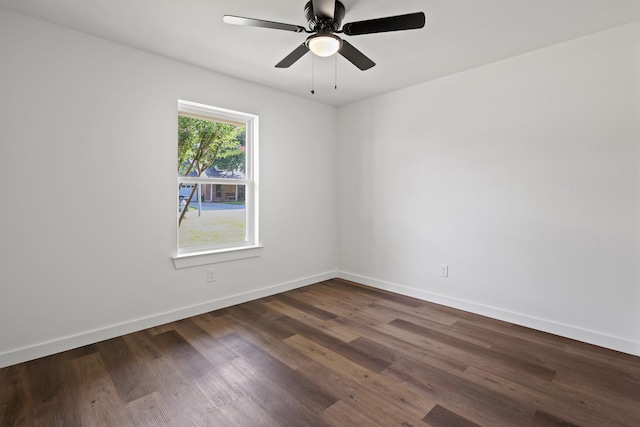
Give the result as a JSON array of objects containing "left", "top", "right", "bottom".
[
  {"left": 439, "top": 264, "right": 449, "bottom": 278},
  {"left": 207, "top": 268, "right": 216, "bottom": 282}
]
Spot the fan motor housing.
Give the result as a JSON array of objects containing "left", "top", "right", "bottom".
[{"left": 305, "top": 1, "right": 345, "bottom": 32}]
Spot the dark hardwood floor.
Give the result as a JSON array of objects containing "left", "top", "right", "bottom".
[{"left": 1, "top": 279, "right": 639, "bottom": 426}]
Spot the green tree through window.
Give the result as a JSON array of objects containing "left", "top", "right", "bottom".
[{"left": 177, "top": 116, "right": 243, "bottom": 226}]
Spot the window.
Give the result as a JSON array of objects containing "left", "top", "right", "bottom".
[{"left": 175, "top": 100, "right": 259, "bottom": 262}]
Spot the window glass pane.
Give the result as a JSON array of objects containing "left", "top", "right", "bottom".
[
  {"left": 178, "top": 115, "right": 246, "bottom": 180},
  {"left": 178, "top": 185, "right": 247, "bottom": 250}
]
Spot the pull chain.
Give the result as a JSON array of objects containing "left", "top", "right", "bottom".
[
  {"left": 334, "top": 55, "right": 338, "bottom": 90},
  {"left": 310, "top": 55, "right": 339, "bottom": 94},
  {"left": 310, "top": 55, "right": 315, "bottom": 95}
]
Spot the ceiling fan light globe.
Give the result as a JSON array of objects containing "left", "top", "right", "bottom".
[{"left": 307, "top": 34, "right": 342, "bottom": 57}]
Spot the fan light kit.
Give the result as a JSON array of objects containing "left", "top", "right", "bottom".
[
  {"left": 223, "top": 0, "right": 426, "bottom": 71},
  {"left": 306, "top": 34, "right": 342, "bottom": 57}
]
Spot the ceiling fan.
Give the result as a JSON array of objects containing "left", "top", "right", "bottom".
[{"left": 223, "top": 0, "right": 426, "bottom": 71}]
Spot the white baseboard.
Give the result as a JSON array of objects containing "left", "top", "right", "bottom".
[
  {"left": 0, "top": 271, "right": 337, "bottom": 369},
  {"left": 337, "top": 271, "right": 640, "bottom": 357}
]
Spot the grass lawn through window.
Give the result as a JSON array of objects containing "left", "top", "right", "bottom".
[{"left": 179, "top": 208, "right": 246, "bottom": 248}]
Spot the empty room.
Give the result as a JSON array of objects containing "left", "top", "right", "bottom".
[{"left": 0, "top": 0, "right": 639, "bottom": 426}]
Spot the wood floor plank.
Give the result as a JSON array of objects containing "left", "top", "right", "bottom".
[
  {"left": 457, "top": 320, "right": 640, "bottom": 377},
  {"left": 121, "top": 331, "right": 164, "bottom": 363},
  {"left": 290, "top": 283, "right": 385, "bottom": 312},
  {"left": 194, "top": 363, "right": 247, "bottom": 410},
  {"left": 72, "top": 352, "right": 130, "bottom": 426},
  {"left": 227, "top": 356, "right": 333, "bottom": 427},
  {"left": 168, "top": 318, "right": 238, "bottom": 366},
  {"left": 552, "top": 369, "right": 640, "bottom": 409},
  {"left": 326, "top": 279, "right": 425, "bottom": 308},
  {"left": 190, "top": 312, "right": 239, "bottom": 339},
  {"left": 528, "top": 410, "right": 580, "bottom": 427},
  {"left": 285, "top": 334, "right": 436, "bottom": 424},
  {"left": 293, "top": 287, "right": 400, "bottom": 324},
  {"left": 387, "top": 353, "right": 537, "bottom": 426},
  {"left": 453, "top": 321, "right": 640, "bottom": 409},
  {"left": 0, "top": 364, "right": 31, "bottom": 427},
  {"left": 374, "top": 318, "right": 546, "bottom": 387},
  {"left": 389, "top": 318, "right": 557, "bottom": 382},
  {"left": 221, "top": 301, "right": 314, "bottom": 370},
  {"left": 2, "top": 279, "right": 639, "bottom": 427},
  {"left": 150, "top": 330, "right": 215, "bottom": 381},
  {"left": 424, "top": 404, "right": 482, "bottom": 427},
  {"left": 217, "top": 332, "right": 338, "bottom": 414},
  {"left": 366, "top": 296, "right": 462, "bottom": 326},
  {"left": 288, "top": 289, "right": 399, "bottom": 333},
  {"left": 223, "top": 314, "right": 313, "bottom": 370},
  {"left": 143, "top": 355, "right": 214, "bottom": 426},
  {"left": 277, "top": 315, "right": 392, "bottom": 373},
  {"left": 211, "top": 395, "right": 282, "bottom": 427},
  {"left": 225, "top": 302, "right": 297, "bottom": 341},
  {"left": 337, "top": 315, "right": 470, "bottom": 374},
  {"left": 321, "top": 400, "right": 385, "bottom": 427},
  {"left": 225, "top": 299, "right": 285, "bottom": 322},
  {"left": 261, "top": 298, "right": 361, "bottom": 343},
  {"left": 367, "top": 302, "right": 494, "bottom": 348},
  {"left": 298, "top": 359, "right": 430, "bottom": 427},
  {"left": 559, "top": 338, "right": 640, "bottom": 372},
  {"left": 95, "top": 337, "right": 154, "bottom": 403},
  {"left": 193, "top": 350, "right": 284, "bottom": 426},
  {"left": 27, "top": 354, "right": 82, "bottom": 427},
  {"left": 229, "top": 293, "right": 386, "bottom": 374},
  {"left": 461, "top": 366, "right": 640, "bottom": 427},
  {"left": 270, "top": 293, "right": 338, "bottom": 321},
  {"left": 124, "top": 391, "right": 174, "bottom": 427}
]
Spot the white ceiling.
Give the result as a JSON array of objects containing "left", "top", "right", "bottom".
[{"left": 1, "top": 0, "right": 639, "bottom": 106}]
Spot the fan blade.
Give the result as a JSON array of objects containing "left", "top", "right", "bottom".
[
  {"left": 339, "top": 40, "right": 375, "bottom": 70},
  {"left": 342, "top": 12, "right": 425, "bottom": 36},
  {"left": 275, "top": 43, "right": 310, "bottom": 68},
  {"left": 223, "top": 15, "right": 306, "bottom": 33},
  {"left": 312, "top": 0, "right": 336, "bottom": 20}
]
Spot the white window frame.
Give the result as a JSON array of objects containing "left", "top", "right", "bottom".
[{"left": 172, "top": 100, "right": 261, "bottom": 268}]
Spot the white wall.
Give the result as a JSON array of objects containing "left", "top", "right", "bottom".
[
  {"left": 0, "top": 9, "right": 338, "bottom": 367},
  {"left": 338, "top": 23, "right": 640, "bottom": 356}
]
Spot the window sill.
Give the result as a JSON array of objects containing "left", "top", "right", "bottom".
[{"left": 172, "top": 245, "right": 263, "bottom": 269}]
